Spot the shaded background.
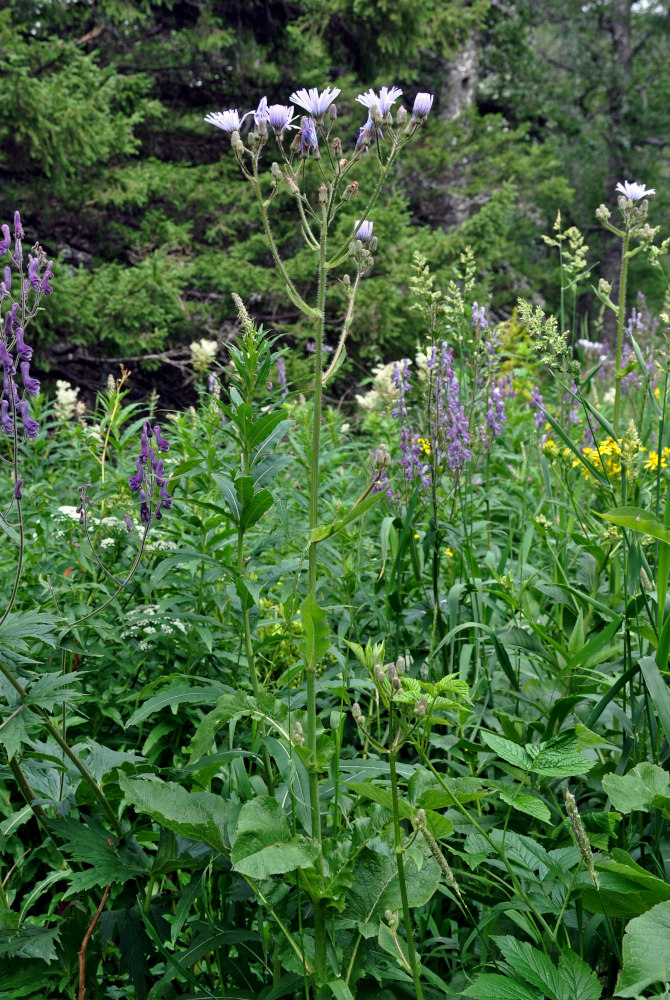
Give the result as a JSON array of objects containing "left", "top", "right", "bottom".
[{"left": 1, "top": 0, "right": 669, "bottom": 405}]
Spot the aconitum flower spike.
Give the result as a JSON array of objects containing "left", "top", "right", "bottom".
[
  {"left": 615, "top": 180, "right": 655, "bottom": 201},
  {"left": 3, "top": 267, "right": 10, "bottom": 293},
  {"left": 18, "top": 399, "right": 38, "bottom": 438},
  {"left": 129, "top": 457, "right": 144, "bottom": 492},
  {"left": 268, "top": 104, "right": 298, "bottom": 135},
  {"left": 412, "top": 92, "right": 434, "bottom": 118},
  {"left": 0, "top": 225, "right": 10, "bottom": 254},
  {"left": 0, "top": 341, "right": 15, "bottom": 375},
  {"left": 13, "top": 211, "right": 23, "bottom": 239},
  {"left": 159, "top": 483, "right": 173, "bottom": 509},
  {"left": 204, "top": 109, "right": 249, "bottom": 133},
  {"left": 15, "top": 327, "right": 31, "bottom": 361},
  {"left": 27, "top": 257, "right": 40, "bottom": 291},
  {"left": 357, "top": 86, "right": 403, "bottom": 116},
  {"left": 14, "top": 479, "right": 22, "bottom": 500},
  {"left": 124, "top": 514, "right": 134, "bottom": 532},
  {"left": 355, "top": 219, "right": 373, "bottom": 241},
  {"left": 139, "top": 430, "right": 149, "bottom": 462},
  {"left": 1, "top": 399, "right": 12, "bottom": 434},
  {"left": 20, "top": 361, "right": 40, "bottom": 397},
  {"left": 3, "top": 372, "right": 18, "bottom": 403},
  {"left": 42, "top": 261, "right": 53, "bottom": 295},
  {"left": 154, "top": 425, "right": 169, "bottom": 452},
  {"left": 290, "top": 86, "right": 340, "bottom": 118}
]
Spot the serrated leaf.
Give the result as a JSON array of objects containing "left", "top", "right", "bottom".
[
  {"left": 603, "top": 762, "right": 670, "bottom": 814},
  {"left": 481, "top": 731, "right": 531, "bottom": 770},
  {"left": 120, "top": 774, "right": 235, "bottom": 854},
  {"left": 616, "top": 901, "right": 670, "bottom": 996},
  {"left": 558, "top": 949, "right": 602, "bottom": 1000},
  {"left": 497, "top": 789, "right": 551, "bottom": 822},
  {"left": 493, "top": 936, "right": 565, "bottom": 1000},
  {"left": 126, "top": 682, "right": 223, "bottom": 728},
  {"left": 463, "top": 973, "right": 544, "bottom": 1000},
  {"left": 230, "top": 797, "right": 318, "bottom": 878}
]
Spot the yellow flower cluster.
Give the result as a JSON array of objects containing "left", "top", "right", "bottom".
[
  {"left": 644, "top": 448, "right": 670, "bottom": 471},
  {"left": 415, "top": 436, "right": 431, "bottom": 455},
  {"left": 581, "top": 437, "right": 623, "bottom": 477}
]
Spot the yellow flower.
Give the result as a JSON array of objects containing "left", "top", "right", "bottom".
[
  {"left": 444, "top": 547, "right": 453, "bottom": 558},
  {"left": 644, "top": 451, "right": 660, "bottom": 471},
  {"left": 415, "top": 436, "right": 431, "bottom": 455},
  {"left": 543, "top": 439, "right": 559, "bottom": 458}
]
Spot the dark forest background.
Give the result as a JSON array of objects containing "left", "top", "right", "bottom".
[{"left": 2, "top": 0, "right": 669, "bottom": 404}]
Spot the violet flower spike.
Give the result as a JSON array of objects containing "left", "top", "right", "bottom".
[
  {"left": 204, "top": 109, "right": 250, "bottom": 133},
  {"left": 616, "top": 180, "right": 655, "bottom": 201},
  {"left": 20, "top": 361, "right": 40, "bottom": 397},
  {"left": 13, "top": 211, "right": 24, "bottom": 239},
  {"left": 18, "top": 399, "right": 39, "bottom": 438},
  {"left": 154, "top": 425, "right": 169, "bottom": 452},
  {"left": 357, "top": 86, "right": 403, "bottom": 116},
  {"left": 289, "top": 86, "right": 340, "bottom": 119}
]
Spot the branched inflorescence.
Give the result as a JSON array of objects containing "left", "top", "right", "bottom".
[{"left": 128, "top": 421, "right": 172, "bottom": 525}]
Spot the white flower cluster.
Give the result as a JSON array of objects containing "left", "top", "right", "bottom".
[
  {"left": 121, "top": 605, "right": 188, "bottom": 651},
  {"left": 54, "top": 380, "right": 80, "bottom": 421},
  {"left": 355, "top": 361, "right": 401, "bottom": 413},
  {"left": 189, "top": 338, "right": 218, "bottom": 368}
]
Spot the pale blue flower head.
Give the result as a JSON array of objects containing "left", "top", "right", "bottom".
[
  {"left": 412, "top": 92, "right": 434, "bottom": 119},
  {"left": 268, "top": 104, "right": 298, "bottom": 134},
  {"left": 204, "top": 109, "right": 250, "bottom": 133},
  {"left": 254, "top": 96, "right": 269, "bottom": 125},
  {"left": 290, "top": 86, "right": 341, "bottom": 118},
  {"left": 616, "top": 180, "right": 655, "bottom": 201},
  {"left": 355, "top": 219, "right": 373, "bottom": 241},
  {"left": 357, "top": 86, "right": 403, "bottom": 116},
  {"left": 297, "top": 117, "right": 319, "bottom": 157}
]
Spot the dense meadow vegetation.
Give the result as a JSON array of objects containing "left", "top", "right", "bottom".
[{"left": 3, "top": 2, "right": 670, "bottom": 1000}]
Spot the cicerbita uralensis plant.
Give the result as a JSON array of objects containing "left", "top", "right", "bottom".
[{"left": 204, "top": 81, "right": 433, "bottom": 990}]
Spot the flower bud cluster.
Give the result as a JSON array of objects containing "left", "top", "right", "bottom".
[
  {"left": 128, "top": 420, "right": 173, "bottom": 525},
  {"left": 0, "top": 212, "right": 51, "bottom": 444}
]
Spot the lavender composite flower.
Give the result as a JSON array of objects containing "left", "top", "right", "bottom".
[
  {"left": 268, "top": 104, "right": 298, "bottom": 135},
  {"left": 412, "top": 92, "right": 434, "bottom": 118},
  {"left": 254, "top": 96, "right": 269, "bottom": 126},
  {"left": 355, "top": 219, "right": 373, "bottom": 241},
  {"left": 290, "top": 86, "right": 340, "bottom": 118},
  {"left": 204, "top": 109, "right": 249, "bottom": 133},
  {"left": 297, "top": 117, "right": 319, "bottom": 157},
  {"left": 357, "top": 86, "right": 403, "bottom": 116},
  {"left": 616, "top": 181, "right": 655, "bottom": 201}
]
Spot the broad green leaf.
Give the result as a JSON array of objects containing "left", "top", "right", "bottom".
[
  {"left": 345, "top": 846, "right": 440, "bottom": 937},
  {"left": 230, "top": 797, "right": 318, "bottom": 878},
  {"left": 213, "top": 474, "right": 241, "bottom": 522},
  {"left": 345, "top": 780, "right": 453, "bottom": 838},
  {"left": 557, "top": 948, "right": 602, "bottom": 1000},
  {"left": 603, "top": 762, "right": 670, "bottom": 814},
  {"left": 126, "top": 682, "right": 223, "bottom": 728},
  {"left": 309, "top": 490, "right": 383, "bottom": 544},
  {"left": 240, "top": 487, "right": 273, "bottom": 530},
  {"left": 639, "top": 656, "right": 670, "bottom": 747},
  {"left": 480, "top": 731, "right": 531, "bottom": 770},
  {"left": 617, "top": 901, "right": 670, "bottom": 996},
  {"left": 119, "top": 774, "right": 235, "bottom": 854},
  {"left": 300, "top": 594, "right": 330, "bottom": 669},
  {"left": 327, "top": 980, "right": 356, "bottom": 1000},
  {"left": 599, "top": 506, "right": 670, "bottom": 544},
  {"left": 496, "top": 789, "right": 551, "bottom": 823},
  {"left": 263, "top": 735, "right": 311, "bottom": 834},
  {"left": 251, "top": 418, "right": 292, "bottom": 465},
  {"left": 493, "top": 936, "right": 565, "bottom": 1000},
  {"left": 463, "top": 973, "right": 544, "bottom": 1000}
]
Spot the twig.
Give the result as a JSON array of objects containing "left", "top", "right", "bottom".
[{"left": 78, "top": 885, "right": 111, "bottom": 1000}]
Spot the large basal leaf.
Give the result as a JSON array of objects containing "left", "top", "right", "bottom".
[
  {"left": 616, "top": 900, "right": 670, "bottom": 996},
  {"left": 463, "top": 973, "right": 544, "bottom": 1000},
  {"left": 345, "top": 846, "right": 440, "bottom": 937},
  {"left": 602, "top": 762, "right": 670, "bottom": 815},
  {"left": 230, "top": 796, "right": 318, "bottom": 879},
  {"left": 119, "top": 774, "right": 236, "bottom": 854}
]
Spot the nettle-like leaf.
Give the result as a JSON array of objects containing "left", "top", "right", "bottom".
[
  {"left": 465, "top": 937, "right": 601, "bottom": 1000},
  {"left": 602, "top": 762, "right": 670, "bottom": 815},
  {"left": 481, "top": 727, "right": 598, "bottom": 778},
  {"left": 230, "top": 796, "right": 319, "bottom": 879},
  {"left": 345, "top": 846, "right": 440, "bottom": 938},
  {"left": 189, "top": 691, "right": 302, "bottom": 763},
  {"left": 616, "top": 900, "right": 670, "bottom": 996},
  {"left": 51, "top": 814, "right": 148, "bottom": 898},
  {"left": 393, "top": 672, "right": 471, "bottom": 721}
]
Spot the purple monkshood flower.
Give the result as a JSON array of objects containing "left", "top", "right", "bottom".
[
  {"left": 433, "top": 344, "right": 472, "bottom": 470},
  {"left": 27, "top": 257, "right": 40, "bottom": 291},
  {"left": 297, "top": 117, "right": 319, "bottom": 156},
  {"left": 41, "top": 261, "right": 53, "bottom": 295},
  {"left": 472, "top": 302, "right": 489, "bottom": 330},
  {"left": 357, "top": 86, "right": 403, "bottom": 117},
  {"left": 290, "top": 86, "right": 340, "bottom": 119},
  {"left": 204, "top": 109, "right": 249, "bottom": 133},
  {"left": 3, "top": 267, "right": 10, "bottom": 294},
  {"left": 20, "top": 361, "right": 40, "bottom": 397},
  {"left": 399, "top": 425, "right": 431, "bottom": 487},
  {"left": 564, "top": 380, "right": 580, "bottom": 424},
  {"left": 154, "top": 424, "right": 169, "bottom": 452},
  {"left": 0, "top": 225, "right": 10, "bottom": 255},
  {"left": 1, "top": 399, "right": 12, "bottom": 435},
  {"left": 355, "top": 219, "right": 373, "bottom": 241},
  {"left": 529, "top": 386, "right": 545, "bottom": 431},
  {"left": 486, "top": 374, "right": 514, "bottom": 439},
  {"left": 15, "top": 327, "right": 32, "bottom": 361},
  {"left": 130, "top": 420, "right": 171, "bottom": 523},
  {"left": 268, "top": 104, "right": 298, "bottom": 135},
  {"left": 14, "top": 478, "right": 22, "bottom": 500},
  {"left": 129, "top": 458, "right": 144, "bottom": 492},
  {"left": 0, "top": 341, "right": 15, "bottom": 375},
  {"left": 14, "top": 212, "right": 24, "bottom": 239},
  {"left": 18, "top": 399, "right": 38, "bottom": 438},
  {"left": 616, "top": 180, "right": 655, "bottom": 201},
  {"left": 412, "top": 92, "right": 433, "bottom": 119},
  {"left": 124, "top": 514, "right": 134, "bottom": 532}
]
